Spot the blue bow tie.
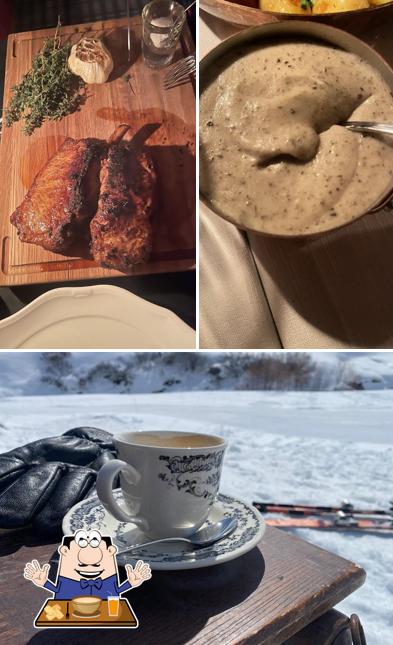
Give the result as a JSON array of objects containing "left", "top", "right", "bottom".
[{"left": 80, "top": 578, "right": 103, "bottom": 590}]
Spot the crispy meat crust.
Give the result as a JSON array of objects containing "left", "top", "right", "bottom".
[
  {"left": 90, "top": 143, "right": 156, "bottom": 270},
  {"left": 10, "top": 138, "right": 105, "bottom": 254}
]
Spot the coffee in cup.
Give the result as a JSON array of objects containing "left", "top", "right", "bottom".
[{"left": 96, "top": 431, "right": 226, "bottom": 538}]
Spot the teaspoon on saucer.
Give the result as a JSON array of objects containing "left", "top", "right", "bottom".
[{"left": 117, "top": 516, "right": 238, "bottom": 557}]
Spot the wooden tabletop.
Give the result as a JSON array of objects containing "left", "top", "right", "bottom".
[
  {"left": 200, "top": 8, "right": 393, "bottom": 349},
  {"left": 0, "top": 525, "right": 365, "bottom": 644}
]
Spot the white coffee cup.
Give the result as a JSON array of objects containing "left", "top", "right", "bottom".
[{"left": 96, "top": 430, "right": 226, "bottom": 538}]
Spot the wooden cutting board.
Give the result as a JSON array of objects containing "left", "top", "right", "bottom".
[{"left": 0, "top": 17, "right": 195, "bottom": 286}]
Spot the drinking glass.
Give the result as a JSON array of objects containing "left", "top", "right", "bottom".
[
  {"left": 108, "top": 596, "right": 120, "bottom": 617},
  {"left": 142, "top": 0, "right": 186, "bottom": 69}
]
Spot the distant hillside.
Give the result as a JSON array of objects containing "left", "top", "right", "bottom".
[{"left": 0, "top": 352, "right": 393, "bottom": 396}]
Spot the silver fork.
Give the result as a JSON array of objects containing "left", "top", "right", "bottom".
[{"left": 164, "top": 54, "right": 196, "bottom": 90}]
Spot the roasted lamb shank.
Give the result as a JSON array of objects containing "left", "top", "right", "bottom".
[{"left": 10, "top": 137, "right": 104, "bottom": 255}]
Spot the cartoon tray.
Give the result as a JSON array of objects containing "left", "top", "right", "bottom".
[{"left": 35, "top": 599, "right": 137, "bottom": 628}]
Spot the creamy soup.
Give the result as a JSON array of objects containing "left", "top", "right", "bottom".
[{"left": 200, "top": 41, "right": 393, "bottom": 235}]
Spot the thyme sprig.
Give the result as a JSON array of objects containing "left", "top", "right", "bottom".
[{"left": 5, "top": 32, "right": 86, "bottom": 135}]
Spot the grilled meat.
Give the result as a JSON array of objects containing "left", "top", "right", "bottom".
[
  {"left": 90, "top": 142, "right": 156, "bottom": 270},
  {"left": 10, "top": 138, "right": 104, "bottom": 255},
  {"left": 10, "top": 127, "right": 156, "bottom": 271}
]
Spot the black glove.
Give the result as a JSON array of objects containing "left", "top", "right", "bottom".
[{"left": 0, "top": 427, "right": 117, "bottom": 536}]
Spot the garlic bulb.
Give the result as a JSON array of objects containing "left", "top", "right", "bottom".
[{"left": 68, "top": 37, "right": 114, "bottom": 84}]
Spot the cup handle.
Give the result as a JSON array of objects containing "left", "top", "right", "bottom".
[{"left": 96, "top": 459, "right": 149, "bottom": 531}]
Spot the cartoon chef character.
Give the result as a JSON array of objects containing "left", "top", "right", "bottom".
[{"left": 23, "top": 529, "right": 151, "bottom": 599}]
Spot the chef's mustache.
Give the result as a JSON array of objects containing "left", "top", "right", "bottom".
[{"left": 77, "top": 562, "right": 101, "bottom": 568}]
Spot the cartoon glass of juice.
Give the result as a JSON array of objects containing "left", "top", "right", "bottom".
[{"left": 108, "top": 596, "right": 120, "bottom": 617}]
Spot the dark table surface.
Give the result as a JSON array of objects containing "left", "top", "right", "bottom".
[
  {"left": 0, "top": 0, "right": 196, "bottom": 329},
  {"left": 0, "top": 525, "right": 365, "bottom": 645}
]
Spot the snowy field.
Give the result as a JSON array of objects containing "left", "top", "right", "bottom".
[{"left": 1, "top": 390, "right": 392, "bottom": 644}]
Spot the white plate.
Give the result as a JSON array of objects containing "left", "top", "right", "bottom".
[
  {"left": 63, "top": 490, "right": 265, "bottom": 571},
  {"left": 0, "top": 285, "right": 195, "bottom": 349}
]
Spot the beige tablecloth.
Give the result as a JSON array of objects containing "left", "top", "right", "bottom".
[
  {"left": 200, "top": 204, "right": 281, "bottom": 348},
  {"left": 199, "top": 13, "right": 281, "bottom": 349}
]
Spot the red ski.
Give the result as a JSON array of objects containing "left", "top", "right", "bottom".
[
  {"left": 253, "top": 501, "right": 392, "bottom": 517},
  {"left": 265, "top": 516, "right": 393, "bottom": 533}
]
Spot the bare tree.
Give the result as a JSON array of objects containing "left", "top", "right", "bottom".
[{"left": 40, "top": 353, "right": 73, "bottom": 391}]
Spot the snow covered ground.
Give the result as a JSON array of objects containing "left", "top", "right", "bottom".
[{"left": 1, "top": 390, "right": 392, "bottom": 644}]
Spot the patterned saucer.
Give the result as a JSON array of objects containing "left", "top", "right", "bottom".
[{"left": 62, "top": 490, "right": 265, "bottom": 571}]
